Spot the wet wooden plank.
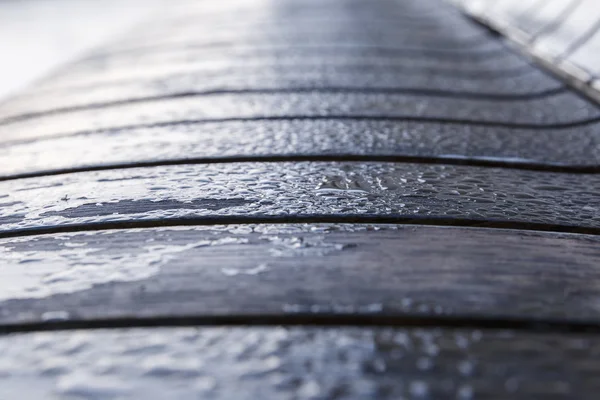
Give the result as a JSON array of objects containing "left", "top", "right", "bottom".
[
  {"left": 33, "top": 51, "right": 535, "bottom": 94},
  {"left": 0, "top": 90, "right": 596, "bottom": 143},
  {"left": 1, "top": 162, "right": 600, "bottom": 233},
  {"left": 1, "top": 224, "right": 600, "bottom": 325},
  {"left": 115, "top": 0, "right": 483, "bottom": 46},
  {"left": 2, "top": 120, "right": 600, "bottom": 178},
  {"left": 94, "top": 12, "right": 499, "bottom": 53},
  {"left": 104, "top": 8, "right": 502, "bottom": 53},
  {"left": 28, "top": 0, "right": 521, "bottom": 92},
  {"left": 93, "top": 29, "right": 507, "bottom": 59},
  {"left": 0, "top": 324, "right": 597, "bottom": 399},
  {"left": 108, "top": 23, "right": 499, "bottom": 54},
  {"left": 1, "top": 325, "right": 600, "bottom": 398},
  {"left": 0, "top": 65, "right": 561, "bottom": 122}
]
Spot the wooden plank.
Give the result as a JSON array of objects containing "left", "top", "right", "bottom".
[
  {"left": 118, "top": 0, "right": 481, "bottom": 43},
  {"left": 2, "top": 120, "right": 600, "bottom": 178},
  {"left": 0, "top": 91, "right": 596, "bottom": 143},
  {"left": 0, "top": 0, "right": 599, "bottom": 395},
  {"left": 41, "top": 0, "right": 517, "bottom": 92},
  {"left": 1, "top": 225, "right": 600, "bottom": 325},
  {"left": 21, "top": 0, "right": 520, "bottom": 92},
  {"left": 106, "top": 7, "right": 500, "bottom": 50},
  {"left": 0, "top": 0, "right": 514, "bottom": 104},
  {"left": 157, "top": 0, "right": 462, "bottom": 19},
  {"left": 34, "top": 52, "right": 534, "bottom": 91},
  {"left": 0, "top": 325, "right": 600, "bottom": 398},
  {"left": 95, "top": 28, "right": 506, "bottom": 57},
  {"left": 0, "top": 65, "right": 562, "bottom": 122},
  {"left": 1, "top": 162, "right": 599, "bottom": 233},
  {"left": 109, "top": 23, "right": 499, "bottom": 53}
]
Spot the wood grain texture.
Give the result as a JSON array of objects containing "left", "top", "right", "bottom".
[
  {"left": 0, "top": 91, "right": 597, "bottom": 144},
  {"left": 8, "top": 0, "right": 520, "bottom": 93},
  {"left": 1, "top": 326, "right": 600, "bottom": 399},
  {"left": 1, "top": 224, "right": 600, "bottom": 326},
  {"left": 0, "top": 65, "right": 562, "bottom": 123},
  {"left": 102, "top": 0, "right": 488, "bottom": 51},
  {"left": 105, "top": 24, "right": 500, "bottom": 55},
  {"left": 1, "top": 0, "right": 594, "bottom": 144},
  {"left": 1, "top": 0, "right": 599, "bottom": 395},
  {"left": 103, "top": 15, "right": 504, "bottom": 51},
  {"left": 27, "top": 59, "right": 536, "bottom": 94},
  {"left": 1, "top": 162, "right": 600, "bottom": 234},
  {"left": 2, "top": 120, "right": 600, "bottom": 178},
  {"left": 40, "top": 48, "right": 533, "bottom": 91}
]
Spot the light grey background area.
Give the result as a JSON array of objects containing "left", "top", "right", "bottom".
[{"left": 0, "top": 0, "right": 166, "bottom": 100}]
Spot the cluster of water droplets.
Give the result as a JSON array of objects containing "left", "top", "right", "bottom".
[
  {"left": 2, "top": 162, "right": 599, "bottom": 232},
  {"left": 0, "top": 229, "right": 252, "bottom": 300},
  {"left": 0, "top": 326, "right": 560, "bottom": 399}
]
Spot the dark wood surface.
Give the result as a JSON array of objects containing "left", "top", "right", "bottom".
[
  {"left": 1, "top": 162, "right": 600, "bottom": 234},
  {"left": 1, "top": 91, "right": 596, "bottom": 144},
  {"left": 2, "top": 120, "right": 600, "bottom": 179},
  {"left": 0, "top": 63, "right": 562, "bottom": 121},
  {"left": 1, "top": 0, "right": 600, "bottom": 396},
  {"left": 46, "top": 47, "right": 532, "bottom": 88},
  {"left": 1, "top": 224, "right": 600, "bottom": 326},
  {"left": 1, "top": 325, "right": 600, "bottom": 399}
]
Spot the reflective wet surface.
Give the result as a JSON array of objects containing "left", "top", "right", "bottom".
[
  {"left": 0, "top": 65, "right": 563, "bottom": 121},
  {"left": 1, "top": 225, "right": 600, "bottom": 325},
  {"left": 2, "top": 91, "right": 598, "bottom": 144},
  {"left": 1, "top": 0, "right": 600, "bottom": 397},
  {"left": 0, "top": 327, "right": 600, "bottom": 399},
  {"left": 41, "top": 48, "right": 533, "bottom": 89},
  {"left": 2, "top": 120, "right": 600, "bottom": 177},
  {"left": 1, "top": 162, "right": 600, "bottom": 233}
]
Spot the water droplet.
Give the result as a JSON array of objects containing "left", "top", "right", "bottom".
[
  {"left": 410, "top": 381, "right": 429, "bottom": 398},
  {"left": 458, "top": 360, "right": 474, "bottom": 376},
  {"left": 56, "top": 373, "right": 131, "bottom": 398},
  {"left": 194, "top": 376, "right": 217, "bottom": 393},
  {"left": 298, "top": 380, "right": 321, "bottom": 399},
  {"left": 505, "top": 378, "right": 520, "bottom": 393},
  {"left": 142, "top": 355, "right": 203, "bottom": 377},
  {"left": 41, "top": 311, "right": 70, "bottom": 322},
  {"left": 457, "top": 384, "right": 474, "bottom": 400},
  {"left": 416, "top": 357, "right": 432, "bottom": 371},
  {"left": 221, "top": 263, "right": 268, "bottom": 276}
]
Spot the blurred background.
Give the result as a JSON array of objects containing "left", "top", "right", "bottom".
[{"left": 0, "top": 0, "right": 165, "bottom": 100}]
